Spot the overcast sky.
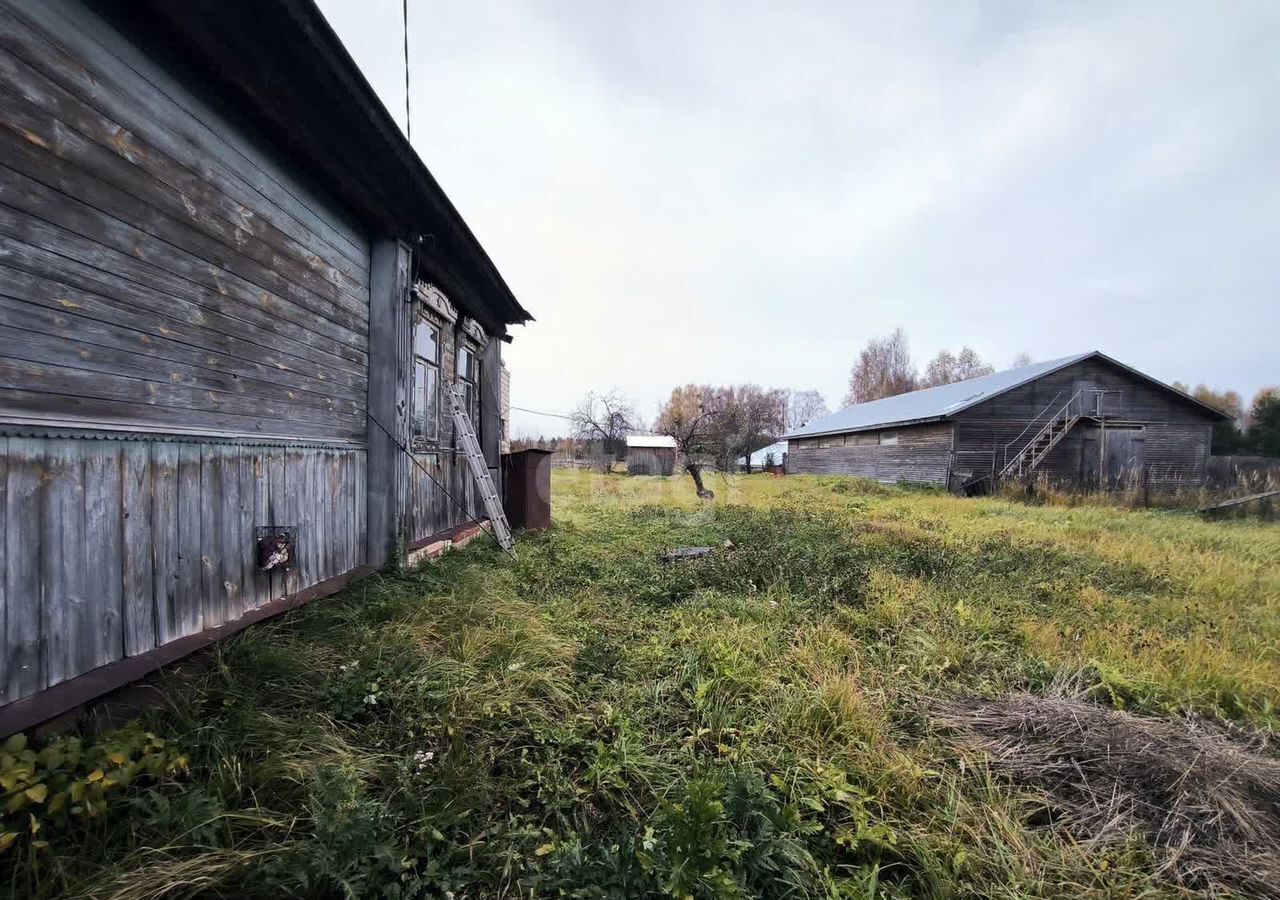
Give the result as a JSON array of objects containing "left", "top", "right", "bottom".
[{"left": 317, "top": 0, "right": 1278, "bottom": 437}]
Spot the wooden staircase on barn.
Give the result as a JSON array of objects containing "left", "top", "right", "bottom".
[{"left": 998, "top": 390, "right": 1103, "bottom": 482}]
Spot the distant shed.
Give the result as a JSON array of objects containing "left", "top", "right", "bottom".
[{"left": 626, "top": 434, "right": 678, "bottom": 475}]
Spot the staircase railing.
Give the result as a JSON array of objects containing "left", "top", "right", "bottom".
[
  {"left": 999, "top": 391, "right": 1063, "bottom": 474},
  {"left": 998, "top": 390, "right": 1095, "bottom": 481}
]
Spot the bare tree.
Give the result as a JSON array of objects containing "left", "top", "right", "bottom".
[
  {"left": 786, "top": 389, "right": 829, "bottom": 430},
  {"left": 655, "top": 385, "right": 720, "bottom": 497},
  {"left": 717, "top": 384, "right": 787, "bottom": 470},
  {"left": 921, "top": 346, "right": 996, "bottom": 388},
  {"left": 921, "top": 349, "right": 958, "bottom": 389},
  {"left": 570, "top": 389, "right": 635, "bottom": 472},
  {"left": 845, "top": 327, "right": 917, "bottom": 404},
  {"left": 1010, "top": 352, "right": 1033, "bottom": 368}
]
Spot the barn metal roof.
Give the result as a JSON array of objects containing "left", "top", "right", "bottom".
[
  {"left": 784, "top": 350, "right": 1231, "bottom": 440},
  {"left": 785, "top": 353, "right": 1093, "bottom": 439},
  {"left": 627, "top": 435, "right": 678, "bottom": 449}
]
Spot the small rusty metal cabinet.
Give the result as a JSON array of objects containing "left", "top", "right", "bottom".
[{"left": 502, "top": 449, "right": 552, "bottom": 531}]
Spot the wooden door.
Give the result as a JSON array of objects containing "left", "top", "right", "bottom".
[
  {"left": 1079, "top": 426, "right": 1100, "bottom": 488},
  {"left": 1103, "top": 427, "right": 1145, "bottom": 487},
  {"left": 1073, "top": 379, "right": 1100, "bottom": 416}
]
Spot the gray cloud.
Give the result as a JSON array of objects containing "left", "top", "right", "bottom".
[{"left": 318, "top": 0, "right": 1279, "bottom": 436}]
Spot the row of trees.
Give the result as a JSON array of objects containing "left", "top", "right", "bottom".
[
  {"left": 1172, "top": 383, "right": 1280, "bottom": 456},
  {"left": 845, "top": 327, "right": 1027, "bottom": 404},
  {"left": 566, "top": 385, "right": 830, "bottom": 477}
]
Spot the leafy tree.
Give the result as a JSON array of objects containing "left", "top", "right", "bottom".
[
  {"left": 655, "top": 384, "right": 787, "bottom": 492},
  {"left": 1173, "top": 382, "right": 1248, "bottom": 454},
  {"left": 654, "top": 385, "right": 720, "bottom": 495},
  {"left": 1246, "top": 387, "right": 1280, "bottom": 457},
  {"left": 845, "top": 327, "right": 917, "bottom": 404}
]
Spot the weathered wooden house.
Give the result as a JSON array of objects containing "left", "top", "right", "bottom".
[
  {"left": 626, "top": 435, "right": 678, "bottom": 476},
  {"left": 785, "top": 352, "right": 1226, "bottom": 491},
  {"left": 0, "top": 0, "right": 532, "bottom": 734}
]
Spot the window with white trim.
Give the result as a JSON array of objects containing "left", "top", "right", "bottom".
[
  {"left": 457, "top": 343, "right": 481, "bottom": 428},
  {"left": 412, "top": 317, "right": 441, "bottom": 444}
]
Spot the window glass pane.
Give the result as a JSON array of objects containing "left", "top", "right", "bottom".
[
  {"left": 880, "top": 431, "right": 898, "bottom": 445},
  {"left": 412, "top": 361, "right": 428, "bottom": 439},
  {"left": 458, "top": 346, "right": 473, "bottom": 381},
  {"left": 412, "top": 362, "right": 439, "bottom": 442},
  {"left": 414, "top": 321, "right": 438, "bottom": 362},
  {"left": 423, "top": 365, "right": 438, "bottom": 441}
]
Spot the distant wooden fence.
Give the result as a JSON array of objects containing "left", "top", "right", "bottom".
[{"left": 1207, "top": 455, "right": 1280, "bottom": 490}]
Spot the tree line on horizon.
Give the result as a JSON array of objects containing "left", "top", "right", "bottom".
[{"left": 515, "top": 328, "right": 1277, "bottom": 463}]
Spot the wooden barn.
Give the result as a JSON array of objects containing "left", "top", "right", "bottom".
[
  {"left": 785, "top": 352, "right": 1226, "bottom": 492},
  {"left": 626, "top": 434, "right": 678, "bottom": 476},
  {"left": 0, "top": 0, "right": 532, "bottom": 734}
]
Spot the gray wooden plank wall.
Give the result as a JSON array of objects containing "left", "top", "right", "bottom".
[
  {"left": 0, "top": 434, "right": 367, "bottom": 705},
  {"left": 956, "top": 359, "right": 1217, "bottom": 426},
  {"left": 405, "top": 452, "right": 482, "bottom": 544},
  {"left": 788, "top": 423, "right": 953, "bottom": 485},
  {"left": 626, "top": 448, "right": 676, "bottom": 476},
  {"left": 0, "top": 0, "right": 369, "bottom": 441}
]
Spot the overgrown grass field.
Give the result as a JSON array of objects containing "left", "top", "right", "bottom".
[{"left": 4, "top": 471, "right": 1278, "bottom": 899}]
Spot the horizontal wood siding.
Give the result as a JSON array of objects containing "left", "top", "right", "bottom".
[
  {"left": 788, "top": 423, "right": 952, "bottom": 485},
  {"left": 0, "top": 0, "right": 369, "bottom": 441},
  {"left": 1143, "top": 423, "right": 1213, "bottom": 485},
  {"left": 0, "top": 433, "right": 366, "bottom": 705},
  {"left": 957, "top": 358, "right": 1215, "bottom": 426},
  {"left": 952, "top": 358, "right": 1218, "bottom": 488}
]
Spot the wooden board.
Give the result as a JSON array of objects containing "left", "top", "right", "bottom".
[{"left": 116, "top": 437, "right": 153, "bottom": 655}]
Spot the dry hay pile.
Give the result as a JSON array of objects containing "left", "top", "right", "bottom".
[{"left": 936, "top": 692, "right": 1280, "bottom": 897}]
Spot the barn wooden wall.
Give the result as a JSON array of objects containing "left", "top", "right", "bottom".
[
  {"left": 788, "top": 423, "right": 952, "bottom": 485},
  {"left": 0, "top": 434, "right": 366, "bottom": 706},
  {"left": 952, "top": 358, "right": 1217, "bottom": 487},
  {"left": 0, "top": 0, "right": 369, "bottom": 441}
]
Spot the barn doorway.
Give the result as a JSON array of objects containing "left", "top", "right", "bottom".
[
  {"left": 1079, "top": 425, "right": 1146, "bottom": 489},
  {"left": 1104, "top": 426, "right": 1146, "bottom": 487}
]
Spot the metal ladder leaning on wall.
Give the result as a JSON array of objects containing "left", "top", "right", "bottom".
[{"left": 446, "top": 383, "right": 515, "bottom": 551}]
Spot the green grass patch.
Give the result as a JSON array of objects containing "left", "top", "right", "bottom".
[{"left": 3, "top": 471, "right": 1277, "bottom": 899}]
